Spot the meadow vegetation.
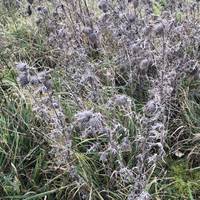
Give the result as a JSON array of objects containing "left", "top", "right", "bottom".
[{"left": 0, "top": 0, "right": 200, "bottom": 199}]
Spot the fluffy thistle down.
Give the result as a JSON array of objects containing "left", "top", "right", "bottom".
[
  {"left": 2, "top": 0, "right": 200, "bottom": 199},
  {"left": 14, "top": 62, "right": 89, "bottom": 197},
  {"left": 15, "top": 63, "right": 71, "bottom": 163}
]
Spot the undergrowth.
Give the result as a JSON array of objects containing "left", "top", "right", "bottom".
[{"left": 0, "top": 0, "right": 200, "bottom": 200}]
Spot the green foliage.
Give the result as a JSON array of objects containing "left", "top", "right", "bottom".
[
  {"left": 170, "top": 160, "right": 199, "bottom": 197},
  {"left": 153, "top": 1, "right": 162, "bottom": 16}
]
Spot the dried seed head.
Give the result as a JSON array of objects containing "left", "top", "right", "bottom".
[
  {"left": 82, "top": 26, "right": 93, "bottom": 35},
  {"left": 139, "top": 59, "right": 150, "bottom": 72},
  {"left": 37, "top": 71, "right": 48, "bottom": 82},
  {"left": 132, "top": 0, "right": 139, "bottom": 9},
  {"left": 143, "top": 25, "right": 153, "bottom": 36},
  {"left": 88, "top": 113, "right": 104, "bottom": 130},
  {"left": 108, "top": 94, "right": 132, "bottom": 108},
  {"left": 80, "top": 69, "right": 98, "bottom": 85},
  {"left": 130, "top": 43, "right": 141, "bottom": 53},
  {"left": 75, "top": 111, "right": 105, "bottom": 137},
  {"left": 144, "top": 100, "right": 159, "bottom": 116},
  {"left": 30, "top": 75, "right": 39, "bottom": 85},
  {"left": 98, "top": 0, "right": 108, "bottom": 13},
  {"left": 87, "top": 143, "right": 99, "bottom": 153},
  {"left": 99, "top": 151, "right": 108, "bottom": 162},
  {"left": 36, "top": 6, "right": 48, "bottom": 15},
  {"left": 44, "top": 79, "right": 52, "bottom": 90},
  {"left": 17, "top": 72, "right": 29, "bottom": 87},
  {"left": 119, "top": 167, "right": 134, "bottom": 183},
  {"left": 127, "top": 14, "right": 136, "bottom": 23},
  {"left": 152, "top": 122, "right": 164, "bottom": 132},
  {"left": 153, "top": 23, "right": 164, "bottom": 35},
  {"left": 75, "top": 110, "right": 93, "bottom": 124},
  {"left": 57, "top": 28, "right": 66, "bottom": 38},
  {"left": 35, "top": 18, "right": 43, "bottom": 26},
  {"left": 34, "top": 85, "right": 48, "bottom": 96},
  {"left": 120, "top": 137, "right": 131, "bottom": 152},
  {"left": 88, "top": 32, "right": 98, "bottom": 44},
  {"left": 16, "top": 62, "right": 27, "bottom": 72},
  {"left": 162, "top": 11, "right": 171, "bottom": 19},
  {"left": 184, "top": 60, "right": 198, "bottom": 75},
  {"left": 137, "top": 191, "right": 151, "bottom": 200}
]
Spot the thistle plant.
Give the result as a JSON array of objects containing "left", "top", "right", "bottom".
[{"left": 1, "top": 0, "right": 200, "bottom": 199}]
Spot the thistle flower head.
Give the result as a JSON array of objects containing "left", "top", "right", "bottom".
[
  {"left": 16, "top": 62, "right": 28, "bottom": 72},
  {"left": 108, "top": 94, "right": 132, "bottom": 109},
  {"left": 98, "top": 0, "right": 109, "bottom": 13},
  {"left": 17, "top": 72, "right": 29, "bottom": 87}
]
